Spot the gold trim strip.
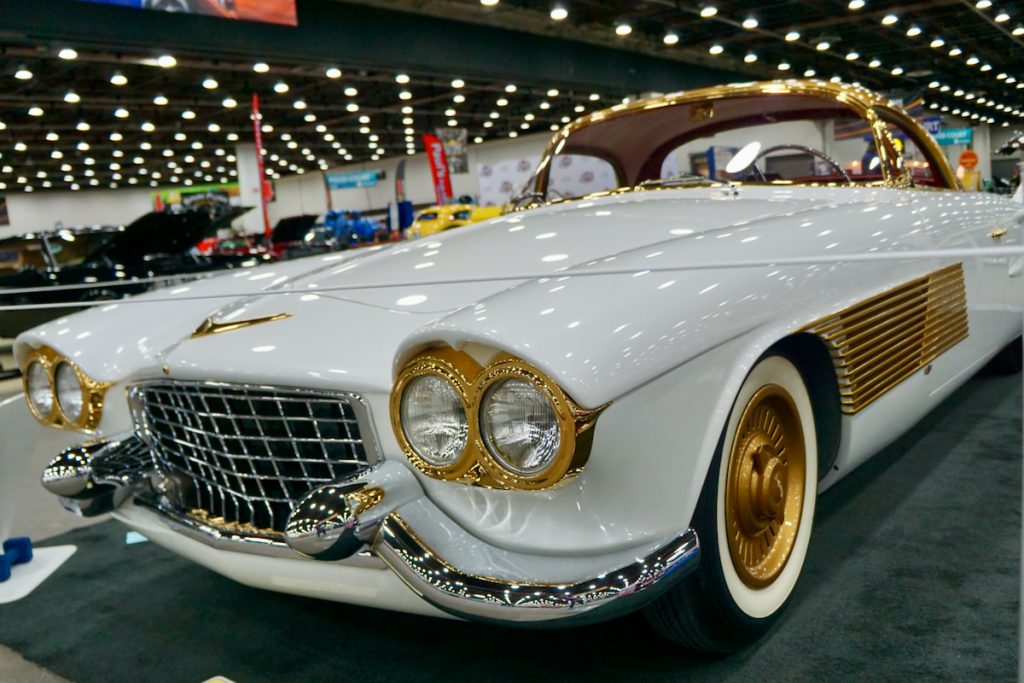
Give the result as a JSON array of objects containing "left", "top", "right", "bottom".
[
  {"left": 190, "top": 313, "right": 292, "bottom": 340},
  {"left": 801, "top": 263, "right": 968, "bottom": 414}
]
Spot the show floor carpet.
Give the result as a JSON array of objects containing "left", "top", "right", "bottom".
[{"left": 0, "top": 370, "right": 1019, "bottom": 682}]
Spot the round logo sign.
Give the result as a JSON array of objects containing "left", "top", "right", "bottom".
[{"left": 959, "top": 150, "right": 979, "bottom": 170}]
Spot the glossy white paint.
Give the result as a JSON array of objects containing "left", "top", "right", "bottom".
[{"left": 8, "top": 180, "right": 1024, "bottom": 604}]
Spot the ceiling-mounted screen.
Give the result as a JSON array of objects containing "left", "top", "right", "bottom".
[{"left": 76, "top": 0, "right": 297, "bottom": 26}]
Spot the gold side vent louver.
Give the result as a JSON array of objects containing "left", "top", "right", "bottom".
[{"left": 802, "top": 263, "right": 968, "bottom": 414}]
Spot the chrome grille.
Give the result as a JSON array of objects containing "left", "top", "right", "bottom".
[{"left": 130, "top": 380, "right": 378, "bottom": 534}]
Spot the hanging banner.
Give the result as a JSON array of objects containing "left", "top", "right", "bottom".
[
  {"left": 152, "top": 183, "right": 240, "bottom": 211},
  {"left": 74, "top": 0, "right": 298, "bottom": 26},
  {"left": 435, "top": 128, "right": 468, "bottom": 174},
  {"left": 423, "top": 133, "right": 453, "bottom": 205},
  {"left": 252, "top": 93, "right": 272, "bottom": 241},
  {"left": 394, "top": 159, "right": 407, "bottom": 202},
  {"left": 933, "top": 128, "right": 973, "bottom": 146},
  {"left": 325, "top": 170, "right": 384, "bottom": 189}
]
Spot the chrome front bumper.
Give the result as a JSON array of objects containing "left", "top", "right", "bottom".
[{"left": 42, "top": 438, "right": 701, "bottom": 626}]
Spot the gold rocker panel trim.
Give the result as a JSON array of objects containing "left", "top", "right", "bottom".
[{"left": 800, "top": 263, "right": 968, "bottom": 414}]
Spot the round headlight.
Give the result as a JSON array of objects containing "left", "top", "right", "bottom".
[
  {"left": 400, "top": 374, "right": 468, "bottom": 467},
  {"left": 55, "top": 362, "right": 84, "bottom": 423},
  {"left": 26, "top": 361, "right": 54, "bottom": 418},
  {"left": 480, "top": 378, "right": 561, "bottom": 476}
]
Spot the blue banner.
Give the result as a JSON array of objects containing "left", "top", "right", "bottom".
[
  {"left": 326, "top": 170, "right": 384, "bottom": 190},
  {"left": 933, "top": 128, "right": 973, "bottom": 145}
]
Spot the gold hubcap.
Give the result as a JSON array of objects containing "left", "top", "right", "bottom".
[{"left": 725, "top": 384, "right": 806, "bottom": 588}]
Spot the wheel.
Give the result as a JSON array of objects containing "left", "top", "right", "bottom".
[
  {"left": 989, "top": 336, "right": 1022, "bottom": 375},
  {"left": 645, "top": 354, "right": 818, "bottom": 651}
]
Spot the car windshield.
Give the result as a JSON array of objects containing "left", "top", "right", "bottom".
[
  {"left": 46, "top": 229, "right": 121, "bottom": 267},
  {"left": 540, "top": 90, "right": 923, "bottom": 200},
  {"left": 417, "top": 212, "right": 438, "bottom": 221},
  {"left": 453, "top": 210, "right": 472, "bottom": 220}
]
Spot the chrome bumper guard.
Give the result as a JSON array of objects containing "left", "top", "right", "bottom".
[
  {"left": 285, "top": 461, "right": 701, "bottom": 625},
  {"left": 42, "top": 438, "right": 701, "bottom": 625}
]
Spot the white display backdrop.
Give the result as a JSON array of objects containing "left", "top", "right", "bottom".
[{"left": 476, "top": 157, "right": 539, "bottom": 207}]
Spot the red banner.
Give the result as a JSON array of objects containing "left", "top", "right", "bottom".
[
  {"left": 423, "top": 133, "right": 453, "bottom": 205},
  {"left": 252, "top": 93, "right": 272, "bottom": 242}
]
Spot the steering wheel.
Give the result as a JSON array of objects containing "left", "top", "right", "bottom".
[{"left": 751, "top": 144, "right": 852, "bottom": 184}]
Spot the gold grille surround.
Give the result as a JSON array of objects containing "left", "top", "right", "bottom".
[{"left": 801, "top": 263, "right": 968, "bottom": 414}]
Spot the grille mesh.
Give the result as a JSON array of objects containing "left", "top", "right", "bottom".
[{"left": 132, "top": 381, "right": 376, "bottom": 534}]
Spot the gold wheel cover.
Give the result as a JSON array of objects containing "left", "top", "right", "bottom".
[{"left": 724, "top": 384, "right": 806, "bottom": 588}]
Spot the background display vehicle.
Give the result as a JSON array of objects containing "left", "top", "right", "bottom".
[
  {"left": 268, "top": 214, "right": 339, "bottom": 260},
  {"left": 406, "top": 203, "right": 504, "bottom": 239},
  {"left": 10, "top": 81, "right": 1023, "bottom": 652},
  {"left": 0, "top": 206, "right": 266, "bottom": 338}
]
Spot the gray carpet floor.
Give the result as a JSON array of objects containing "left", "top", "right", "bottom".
[{"left": 0, "top": 369, "right": 1019, "bottom": 682}]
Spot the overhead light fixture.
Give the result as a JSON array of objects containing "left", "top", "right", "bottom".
[
  {"left": 253, "top": 62, "right": 270, "bottom": 73},
  {"left": 114, "top": 107, "right": 129, "bottom": 118},
  {"left": 110, "top": 72, "right": 128, "bottom": 86},
  {"left": 14, "top": 67, "right": 32, "bottom": 80},
  {"left": 981, "top": 63, "right": 993, "bottom": 71},
  {"left": 615, "top": 22, "right": 632, "bottom": 36},
  {"left": 709, "top": 44, "right": 724, "bottom": 54},
  {"left": 293, "top": 99, "right": 307, "bottom": 109},
  {"left": 891, "top": 66, "right": 905, "bottom": 75},
  {"left": 1014, "top": 26, "right": 1024, "bottom": 35},
  {"left": 949, "top": 46, "right": 963, "bottom": 56},
  {"left": 141, "top": 121, "right": 156, "bottom": 132},
  {"left": 480, "top": 0, "right": 499, "bottom": 6},
  {"left": 995, "top": 11, "right": 1010, "bottom": 22},
  {"left": 845, "top": 51, "right": 859, "bottom": 60},
  {"left": 848, "top": 0, "right": 865, "bottom": 9},
  {"left": 785, "top": 31, "right": 800, "bottom": 41},
  {"left": 64, "top": 90, "right": 80, "bottom": 103},
  {"left": 222, "top": 97, "right": 237, "bottom": 108},
  {"left": 202, "top": 77, "right": 219, "bottom": 89},
  {"left": 550, "top": 4, "right": 568, "bottom": 21},
  {"left": 273, "top": 81, "right": 289, "bottom": 93},
  {"left": 804, "top": 69, "right": 816, "bottom": 77},
  {"left": 663, "top": 31, "right": 679, "bottom": 45},
  {"left": 76, "top": 121, "right": 90, "bottom": 131},
  {"left": 741, "top": 17, "right": 758, "bottom": 29},
  {"left": 881, "top": 14, "right": 898, "bottom": 25},
  {"left": 452, "top": 78, "right": 465, "bottom": 88},
  {"left": 153, "top": 94, "right": 169, "bottom": 105},
  {"left": 399, "top": 90, "right": 412, "bottom": 100},
  {"left": 58, "top": 48, "right": 78, "bottom": 60},
  {"left": 744, "top": 52, "right": 758, "bottom": 63},
  {"left": 816, "top": 41, "right": 830, "bottom": 50},
  {"left": 395, "top": 73, "right": 410, "bottom": 84},
  {"left": 28, "top": 106, "right": 44, "bottom": 117},
  {"left": 344, "top": 86, "right": 358, "bottom": 96},
  {"left": 157, "top": 54, "right": 176, "bottom": 68},
  {"left": 700, "top": 5, "right": 718, "bottom": 18},
  {"left": 905, "top": 26, "right": 922, "bottom": 37},
  {"left": 966, "top": 55, "right": 980, "bottom": 65},
  {"left": 181, "top": 110, "right": 196, "bottom": 119},
  {"left": 45, "top": 132, "right": 59, "bottom": 141},
  {"left": 777, "top": 62, "right": 791, "bottom": 71},
  {"left": 929, "top": 37, "right": 945, "bottom": 48},
  {"left": 326, "top": 67, "right": 342, "bottom": 78},
  {"left": 505, "top": 83, "right": 518, "bottom": 92}
]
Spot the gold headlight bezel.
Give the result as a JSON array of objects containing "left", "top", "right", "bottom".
[
  {"left": 21, "top": 346, "right": 110, "bottom": 432},
  {"left": 390, "top": 348, "right": 607, "bottom": 491}
]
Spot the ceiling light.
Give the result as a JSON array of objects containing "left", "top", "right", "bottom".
[
  {"left": 928, "top": 81, "right": 940, "bottom": 88},
  {"left": 325, "top": 67, "right": 342, "bottom": 78},
  {"left": 615, "top": 22, "right": 632, "bottom": 36},
  {"left": 13, "top": 142, "right": 26, "bottom": 152},
  {"left": 966, "top": 55, "right": 980, "bottom": 65},
  {"left": 253, "top": 62, "right": 270, "bottom": 73},
  {"left": 930, "top": 38, "right": 945, "bottom": 48},
  {"left": 891, "top": 66, "right": 904, "bottom": 75},
  {"left": 77, "top": 141, "right": 89, "bottom": 151},
  {"left": 848, "top": 0, "right": 865, "bottom": 9},
  {"left": 550, "top": 5, "right": 568, "bottom": 21},
  {"left": 227, "top": 133, "right": 239, "bottom": 141},
  {"left": 153, "top": 94, "right": 169, "bottom": 105},
  {"left": 222, "top": 97, "right": 237, "bottom": 108},
  {"left": 399, "top": 90, "right": 412, "bottom": 100},
  {"left": 663, "top": 32, "right": 679, "bottom": 45},
  {"left": 981, "top": 63, "right": 993, "bottom": 71},
  {"left": 202, "top": 77, "right": 219, "bottom": 89},
  {"left": 505, "top": 84, "right": 518, "bottom": 93},
  {"left": 949, "top": 47, "right": 963, "bottom": 56},
  {"left": 208, "top": 123, "right": 221, "bottom": 132},
  {"left": 700, "top": 5, "right": 718, "bottom": 18},
  {"left": 995, "top": 12, "right": 1010, "bottom": 22},
  {"left": 14, "top": 67, "right": 32, "bottom": 80},
  {"left": 453, "top": 94, "right": 466, "bottom": 103},
  {"left": 28, "top": 106, "right": 44, "bottom": 117},
  {"left": 1014, "top": 26, "right": 1024, "bottom": 35},
  {"left": 110, "top": 132, "right": 122, "bottom": 141},
  {"left": 45, "top": 132, "right": 59, "bottom": 141},
  {"left": 63, "top": 90, "right": 80, "bottom": 103},
  {"left": 114, "top": 107, "right": 129, "bottom": 118},
  {"left": 346, "top": 103, "right": 359, "bottom": 112},
  {"left": 181, "top": 110, "right": 196, "bottom": 119},
  {"left": 784, "top": 31, "right": 800, "bottom": 41},
  {"left": 777, "top": 62, "right": 791, "bottom": 71},
  {"left": 881, "top": 14, "right": 898, "bottom": 25},
  {"left": 395, "top": 73, "right": 410, "bottom": 84},
  {"left": 741, "top": 17, "right": 758, "bottom": 29},
  {"left": 905, "top": 26, "right": 921, "bottom": 37},
  {"left": 110, "top": 72, "right": 128, "bottom": 86},
  {"left": 344, "top": 86, "right": 358, "bottom": 97},
  {"left": 977, "top": 0, "right": 992, "bottom": 7},
  {"left": 273, "top": 81, "right": 289, "bottom": 93},
  {"left": 709, "top": 44, "right": 724, "bottom": 55},
  {"left": 845, "top": 51, "right": 859, "bottom": 60},
  {"left": 816, "top": 41, "right": 830, "bottom": 50},
  {"left": 744, "top": 53, "right": 758, "bottom": 63},
  {"left": 547, "top": 88, "right": 559, "bottom": 97},
  {"left": 58, "top": 48, "right": 78, "bottom": 60},
  {"left": 480, "top": 0, "right": 499, "bottom": 6},
  {"left": 51, "top": 150, "right": 63, "bottom": 159},
  {"left": 157, "top": 54, "right": 176, "bottom": 68},
  {"left": 293, "top": 99, "right": 307, "bottom": 109},
  {"left": 452, "top": 78, "right": 465, "bottom": 88},
  {"left": 141, "top": 121, "right": 155, "bottom": 132},
  {"left": 804, "top": 69, "right": 816, "bottom": 77}
]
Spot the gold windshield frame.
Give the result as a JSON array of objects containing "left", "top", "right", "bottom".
[{"left": 528, "top": 79, "right": 958, "bottom": 201}]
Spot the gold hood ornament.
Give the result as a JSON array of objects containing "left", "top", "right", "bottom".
[{"left": 190, "top": 313, "right": 292, "bottom": 340}]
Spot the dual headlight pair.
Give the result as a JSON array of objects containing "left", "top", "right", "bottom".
[
  {"left": 23, "top": 347, "right": 108, "bottom": 431},
  {"left": 390, "top": 348, "right": 605, "bottom": 490}
]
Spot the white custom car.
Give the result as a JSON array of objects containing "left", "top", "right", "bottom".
[{"left": 8, "top": 80, "right": 1023, "bottom": 651}]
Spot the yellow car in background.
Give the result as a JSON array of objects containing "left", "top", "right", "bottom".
[{"left": 406, "top": 204, "right": 505, "bottom": 239}]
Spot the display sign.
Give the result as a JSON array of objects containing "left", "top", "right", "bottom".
[
  {"left": 75, "top": 0, "right": 297, "bottom": 26},
  {"left": 934, "top": 128, "right": 973, "bottom": 146},
  {"left": 435, "top": 128, "right": 469, "bottom": 174},
  {"left": 326, "top": 170, "right": 384, "bottom": 189},
  {"left": 423, "top": 133, "right": 454, "bottom": 205},
  {"left": 922, "top": 117, "right": 942, "bottom": 135},
  {"left": 152, "top": 182, "right": 240, "bottom": 210},
  {"left": 959, "top": 150, "right": 979, "bottom": 169}
]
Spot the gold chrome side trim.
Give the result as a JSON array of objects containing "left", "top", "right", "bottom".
[
  {"left": 390, "top": 348, "right": 608, "bottom": 491},
  {"left": 801, "top": 263, "right": 968, "bottom": 414},
  {"left": 21, "top": 346, "right": 111, "bottom": 432},
  {"left": 190, "top": 312, "right": 292, "bottom": 340}
]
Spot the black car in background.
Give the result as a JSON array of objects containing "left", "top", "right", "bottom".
[{"left": 0, "top": 207, "right": 267, "bottom": 338}]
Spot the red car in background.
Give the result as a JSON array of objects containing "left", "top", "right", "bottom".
[{"left": 195, "top": 234, "right": 269, "bottom": 257}]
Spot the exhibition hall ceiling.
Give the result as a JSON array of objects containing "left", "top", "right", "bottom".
[{"left": 1, "top": 0, "right": 1023, "bottom": 193}]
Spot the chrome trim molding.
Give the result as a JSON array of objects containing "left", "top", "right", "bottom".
[{"left": 41, "top": 436, "right": 152, "bottom": 517}]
